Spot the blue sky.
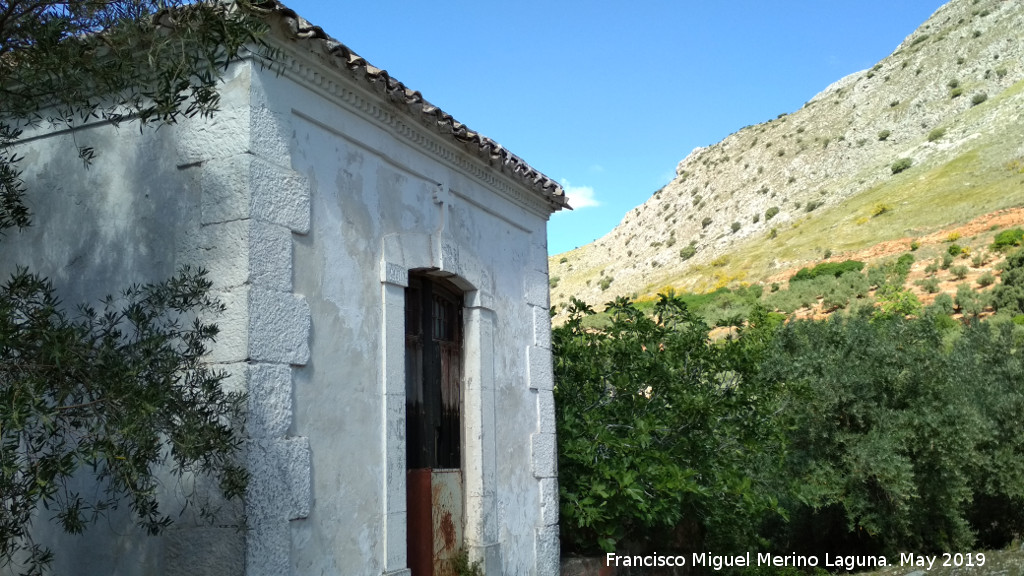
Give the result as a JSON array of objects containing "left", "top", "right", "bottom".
[{"left": 279, "top": 1, "right": 949, "bottom": 255}]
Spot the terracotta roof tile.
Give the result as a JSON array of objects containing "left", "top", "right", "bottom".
[{"left": 254, "top": 1, "right": 568, "bottom": 211}]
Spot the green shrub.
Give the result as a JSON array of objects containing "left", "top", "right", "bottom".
[
  {"left": 991, "top": 248, "right": 1024, "bottom": 313},
  {"left": 701, "top": 216, "right": 713, "bottom": 229},
  {"left": 891, "top": 157, "right": 913, "bottom": 174},
  {"left": 917, "top": 277, "right": 941, "bottom": 293},
  {"left": 878, "top": 129, "right": 891, "bottom": 141},
  {"left": 599, "top": 277, "right": 613, "bottom": 291},
  {"left": 805, "top": 201, "right": 821, "bottom": 213},
  {"left": 978, "top": 272, "right": 995, "bottom": 287},
  {"left": 765, "top": 207, "right": 780, "bottom": 221},
  {"left": 679, "top": 242, "right": 697, "bottom": 261},
  {"left": 971, "top": 92, "right": 988, "bottom": 106},
  {"left": 992, "top": 228, "right": 1024, "bottom": 251},
  {"left": 948, "top": 243, "right": 964, "bottom": 257},
  {"left": 910, "top": 240, "right": 921, "bottom": 251},
  {"left": 869, "top": 254, "right": 915, "bottom": 291},
  {"left": 867, "top": 264, "right": 887, "bottom": 289},
  {"left": 746, "top": 284, "right": 764, "bottom": 300},
  {"left": 763, "top": 287, "right": 801, "bottom": 315},
  {"left": 956, "top": 283, "right": 987, "bottom": 315},
  {"left": 791, "top": 260, "right": 866, "bottom": 283},
  {"left": 875, "top": 288, "right": 922, "bottom": 318},
  {"left": 871, "top": 202, "right": 894, "bottom": 217},
  {"left": 910, "top": 34, "right": 930, "bottom": 46},
  {"left": 822, "top": 284, "right": 853, "bottom": 310},
  {"left": 942, "top": 253, "right": 954, "bottom": 269},
  {"left": 951, "top": 265, "right": 970, "bottom": 280},
  {"left": 948, "top": 78, "right": 960, "bottom": 89},
  {"left": 930, "top": 293, "right": 955, "bottom": 315},
  {"left": 927, "top": 127, "right": 946, "bottom": 142},
  {"left": 775, "top": 276, "right": 831, "bottom": 311},
  {"left": 840, "top": 270, "right": 871, "bottom": 299},
  {"left": 452, "top": 548, "right": 484, "bottom": 576},
  {"left": 951, "top": 87, "right": 964, "bottom": 98},
  {"left": 549, "top": 276, "right": 560, "bottom": 289},
  {"left": 559, "top": 256, "right": 569, "bottom": 264},
  {"left": 892, "top": 253, "right": 916, "bottom": 278},
  {"left": 731, "top": 221, "right": 741, "bottom": 233}
]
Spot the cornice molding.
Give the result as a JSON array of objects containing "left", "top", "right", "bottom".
[{"left": 268, "top": 44, "right": 555, "bottom": 220}]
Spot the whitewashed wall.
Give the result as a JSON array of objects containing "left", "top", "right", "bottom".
[
  {"left": 0, "top": 63, "right": 259, "bottom": 576},
  {"left": 2, "top": 32, "right": 558, "bottom": 576},
  {"left": 260, "top": 38, "right": 559, "bottom": 575}
]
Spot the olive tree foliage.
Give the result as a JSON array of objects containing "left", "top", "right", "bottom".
[
  {"left": 1, "top": 2, "right": 269, "bottom": 573},
  {"left": 761, "top": 315, "right": 1024, "bottom": 556},
  {"left": 554, "top": 294, "right": 1024, "bottom": 558}
]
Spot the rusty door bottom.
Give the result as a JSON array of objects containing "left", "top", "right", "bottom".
[{"left": 407, "top": 468, "right": 464, "bottom": 576}]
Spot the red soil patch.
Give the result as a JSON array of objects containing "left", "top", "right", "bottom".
[{"left": 766, "top": 207, "right": 1024, "bottom": 286}]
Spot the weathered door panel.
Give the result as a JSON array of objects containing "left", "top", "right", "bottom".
[
  {"left": 405, "top": 275, "right": 464, "bottom": 576},
  {"left": 431, "top": 470, "right": 464, "bottom": 576},
  {"left": 407, "top": 469, "right": 433, "bottom": 576}
]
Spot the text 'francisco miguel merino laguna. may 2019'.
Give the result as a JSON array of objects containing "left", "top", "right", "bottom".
[{"left": 605, "top": 551, "right": 989, "bottom": 572}]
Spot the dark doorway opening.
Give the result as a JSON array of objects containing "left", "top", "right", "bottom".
[{"left": 405, "top": 273, "right": 464, "bottom": 576}]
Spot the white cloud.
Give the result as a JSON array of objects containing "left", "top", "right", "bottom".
[{"left": 559, "top": 179, "right": 600, "bottom": 209}]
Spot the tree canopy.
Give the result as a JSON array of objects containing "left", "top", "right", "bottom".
[
  {"left": 1, "top": 1, "right": 269, "bottom": 573},
  {"left": 1, "top": 0, "right": 268, "bottom": 235},
  {"left": 554, "top": 294, "right": 1024, "bottom": 559}
]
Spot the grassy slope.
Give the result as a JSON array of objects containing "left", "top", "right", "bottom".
[{"left": 656, "top": 79, "right": 1024, "bottom": 295}]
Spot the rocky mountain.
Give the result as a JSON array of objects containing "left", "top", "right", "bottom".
[{"left": 549, "top": 0, "right": 1024, "bottom": 317}]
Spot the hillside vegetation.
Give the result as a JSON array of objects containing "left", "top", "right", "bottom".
[
  {"left": 553, "top": 228, "right": 1024, "bottom": 570},
  {"left": 550, "top": 0, "right": 1024, "bottom": 320},
  {"left": 555, "top": 274, "right": 1024, "bottom": 565}
]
